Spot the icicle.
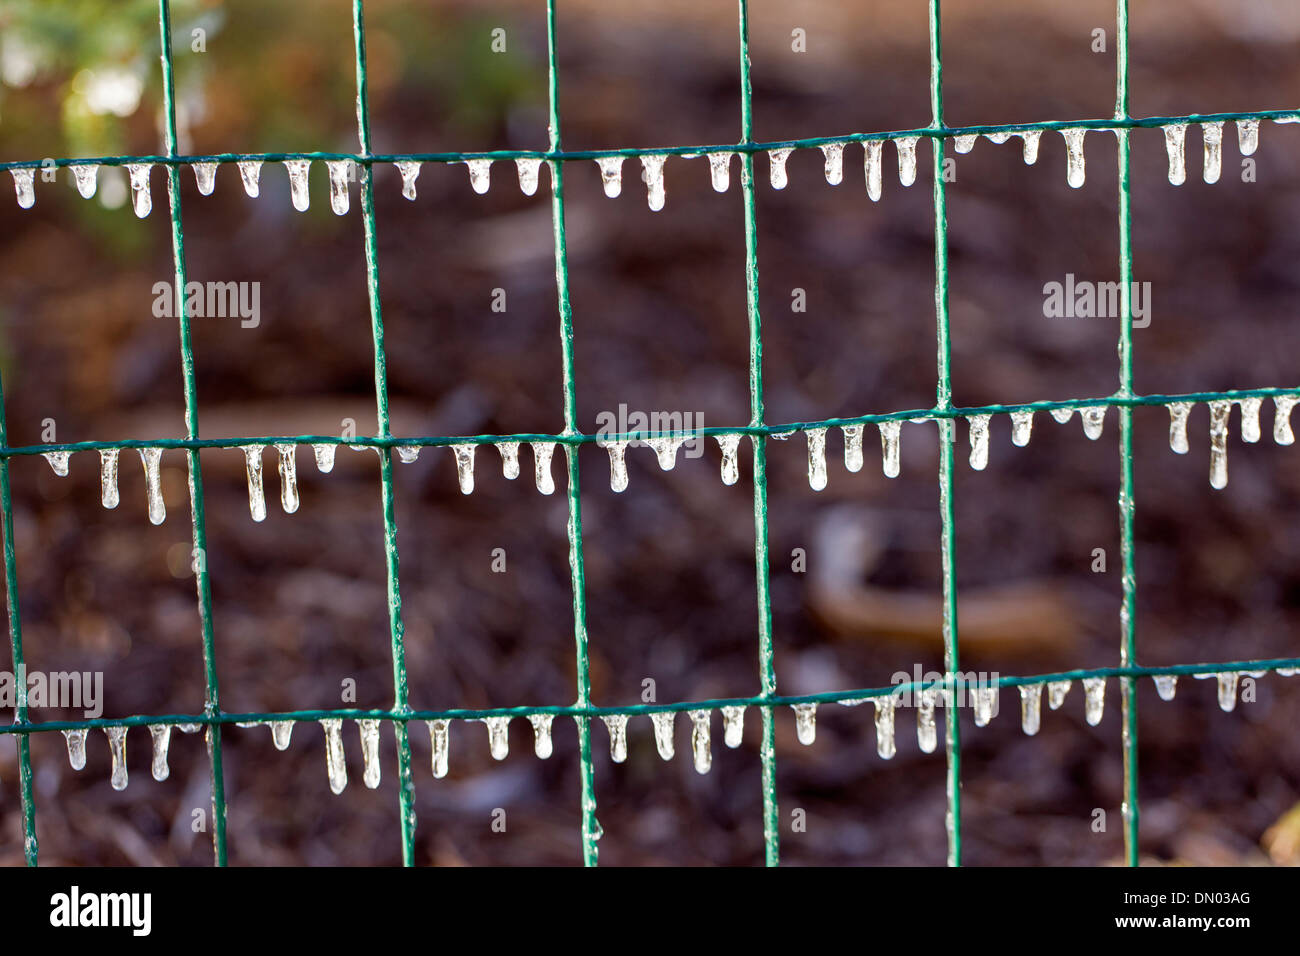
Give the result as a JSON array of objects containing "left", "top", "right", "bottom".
[
  {"left": 530, "top": 441, "right": 556, "bottom": 494},
  {"left": 707, "top": 152, "right": 732, "bottom": 192},
  {"left": 465, "top": 158, "right": 492, "bottom": 194},
  {"left": 103, "top": 726, "right": 129, "bottom": 790},
  {"left": 176, "top": 724, "right": 201, "bottom": 734},
  {"left": 42, "top": 450, "right": 70, "bottom": 477},
  {"left": 1163, "top": 123, "right": 1188, "bottom": 186},
  {"left": 768, "top": 148, "right": 793, "bottom": 189},
  {"left": 819, "top": 142, "right": 844, "bottom": 185},
  {"left": 602, "top": 714, "right": 629, "bottom": 762},
  {"left": 1010, "top": 410, "right": 1033, "bottom": 447},
  {"left": 427, "top": 719, "right": 450, "bottom": 778},
  {"left": 238, "top": 160, "right": 263, "bottom": 197},
  {"left": 138, "top": 447, "right": 165, "bottom": 525},
  {"left": 721, "top": 706, "right": 744, "bottom": 748},
  {"left": 1050, "top": 407, "right": 1075, "bottom": 424},
  {"left": 1216, "top": 672, "right": 1239, "bottom": 713},
  {"left": 313, "top": 443, "right": 336, "bottom": 473},
  {"left": 62, "top": 728, "right": 89, "bottom": 770},
  {"left": 321, "top": 719, "right": 347, "bottom": 794},
  {"left": 498, "top": 441, "right": 521, "bottom": 480},
  {"left": 954, "top": 133, "right": 977, "bottom": 154},
  {"left": 650, "top": 712, "right": 675, "bottom": 760},
  {"left": 271, "top": 721, "right": 293, "bottom": 750},
  {"left": 879, "top": 420, "right": 901, "bottom": 478},
  {"left": 1277, "top": 667, "right": 1298, "bottom": 677},
  {"left": 985, "top": 130, "right": 1013, "bottom": 145},
  {"left": 863, "top": 140, "right": 883, "bottom": 201},
  {"left": 1153, "top": 675, "right": 1177, "bottom": 701},
  {"left": 275, "top": 443, "right": 299, "bottom": 514},
  {"left": 1082, "top": 677, "right": 1106, "bottom": 725},
  {"left": 791, "top": 703, "right": 817, "bottom": 745},
  {"left": 806, "top": 427, "right": 828, "bottom": 491},
  {"left": 1237, "top": 118, "right": 1259, "bottom": 157},
  {"left": 967, "top": 414, "right": 991, "bottom": 470},
  {"left": 1275, "top": 395, "right": 1297, "bottom": 445},
  {"left": 394, "top": 160, "right": 420, "bottom": 200},
  {"left": 283, "top": 159, "right": 311, "bottom": 211},
  {"left": 1019, "top": 684, "right": 1042, "bottom": 736},
  {"left": 192, "top": 162, "right": 217, "bottom": 196},
  {"left": 646, "top": 435, "right": 689, "bottom": 471},
  {"left": 96, "top": 448, "right": 120, "bottom": 509},
  {"left": 482, "top": 716, "right": 510, "bottom": 760},
  {"left": 972, "top": 686, "right": 998, "bottom": 727},
  {"left": 395, "top": 445, "right": 419, "bottom": 464},
  {"left": 687, "top": 710, "right": 711, "bottom": 774},
  {"left": 515, "top": 157, "right": 542, "bottom": 196},
  {"left": 528, "top": 714, "right": 554, "bottom": 759},
  {"left": 70, "top": 164, "right": 98, "bottom": 199},
  {"left": 842, "top": 424, "right": 864, "bottom": 472},
  {"left": 1079, "top": 406, "right": 1105, "bottom": 440},
  {"left": 895, "top": 136, "right": 920, "bottom": 186},
  {"left": 1167, "top": 401, "right": 1193, "bottom": 454},
  {"left": 325, "top": 160, "right": 351, "bottom": 215},
  {"left": 1060, "top": 128, "right": 1087, "bottom": 188},
  {"left": 916, "top": 688, "right": 938, "bottom": 754},
  {"left": 149, "top": 724, "right": 171, "bottom": 781},
  {"left": 716, "top": 434, "right": 741, "bottom": 486},
  {"left": 449, "top": 443, "right": 475, "bottom": 494},
  {"left": 605, "top": 440, "right": 628, "bottom": 493},
  {"left": 241, "top": 445, "right": 266, "bottom": 522},
  {"left": 1239, "top": 397, "right": 1262, "bottom": 443},
  {"left": 1208, "top": 399, "right": 1231, "bottom": 490},
  {"left": 1020, "top": 129, "right": 1042, "bottom": 165},
  {"left": 10, "top": 168, "right": 35, "bottom": 208},
  {"left": 357, "top": 719, "right": 381, "bottom": 788},
  {"left": 1201, "top": 122, "right": 1223, "bottom": 185},
  {"left": 641, "top": 154, "right": 666, "bottom": 211},
  {"left": 595, "top": 156, "right": 624, "bottom": 197},
  {"left": 125, "top": 163, "right": 152, "bottom": 217},
  {"left": 874, "top": 697, "right": 896, "bottom": 759},
  {"left": 1047, "top": 680, "right": 1071, "bottom": 710}
]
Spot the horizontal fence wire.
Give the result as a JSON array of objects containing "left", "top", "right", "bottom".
[{"left": 1, "top": 0, "right": 1297, "bottom": 866}]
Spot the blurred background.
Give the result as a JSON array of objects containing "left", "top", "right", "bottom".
[{"left": 0, "top": 0, "right": 1299, "bottom": 866}]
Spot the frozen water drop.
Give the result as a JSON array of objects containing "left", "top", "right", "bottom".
[
  {"left": 1216, "top": 672, "right": 1239, "bottom": 713},
  {"left": 1081, "top": 406, "right": 1106, "bottom": 440},
  {"left": 138, "top": 447, "right": 165, "bottom": 525},
  {"left": 1201, "top": 122, "right": 1223, "bottom": 184},
  {"left": 104, "top": 726, "right": 129, "bottom": 791},
  {"left": 842, "top": 424, "right": 864, "bottom": 472},
  {"left": 985, "top": 130, "right": 1013, "bottom": 145},
  {"left": 62, "top": 728, "right": 88, "bottom": 770},
  {"left": 1082, "top": 677, "right": 1106, "bottom": 725},
  {"left": 595, "top": 156, "right": 624, "bottom": 197},
  {"left": 326, "top": 160, "right": 352, "bottom": 215},
  {"left": 530, "top": 441, "right": 556, "bottom": 494},
  {"left": 1167, "top": 401, "right": 1193, "bottom": 454},
  {"left": 242, "top": 445, "right": 266, "bottom": 522},
  {"left": 395, "top": 445, "right": 420, "bottom": 464},
  {"left": 1060, "top": 128, "right": 1087, "bottom": 188},
  {"left": 99, "top": 449, "right": 120, "bottom": 509},
  {"left": 10, "top": 167, "right": 35, "bottom": 208},
  {"left": 482, "top": 716, "right": 510, "bottom": 760},
  {"left": 916, "top": 688, "right": 938, "bottom": 754},
  {"left": 321, "top": 719, "right": 347, "bottom": 794},
  {"left": 450, "top": 443, "right": 475, "bottom": 495},
  {"left": 640, "top": 154, "right": 666, "bottom": 211},
  {"left": 602, "top": 714, "right": 629, "bottom": 763},
  {"left": 465, "top": 158, "right": 492, "bottom": 194},
  {"left": 967, "top": 414, "right": 991, "bottom": 471},
  {"left": 357, "top": 719, "right": 381, "bottom": 789},
  {"left": 394, "top": 160, "right": 420, "bottom": 200},
  {"left": 1050, "top": 407, "right": 1075, "bottom": 424},
  {"left": 1239, "top": 397, "right": 1262, "bottom": 443},
  {"left": 1020, "top": 129, "right": 1042, "bottom": 165},
  {"left": 1152, "top": 674, "right": 1177, "bottom": 701},
  {"left": 1010, "top": 410, "right": 1034, "bottom": 447},
  {"left": 721, "top": 706, "right": 744, "bottom": 748},
  {"left": 1019, "top": 684, "right": 1042, "bottom": 736},
  {"left": 125, "top": 163, "right": 153, "bottom": 217},
  {"left": 42, "top": 450, "right": 70, "bottom": 477},
  {"left": 528, "top": 714, "right": 554, "bottom": 759},
  {"left": 283, "top": 159, "right": 311, "bottom": 211},
  {"left": 70, "top": 164, "right": 98, "bottom": 199},
  {"left": 791, "top": 703, "right": 817, "bottom": 745},
  {"left": 271, "top": 721, "right": 294, "bottom": 750},
  {"left": 1276, "top": 667, "right": 1298, "bottom": 678},
  {"left": 1163, "top": 123, "right": 1188, "bottom": 186},
  {"left": 149, "top": 724, "right": 172, "bottom": 781},
  {"left": 312, "top": 443, "right": 336, "bottom": 473},
  {"left": 646, "top": 435, "right": 688, "bottom": 471},
  {"left": 275, "top": 443, "right": 299, "bottom": 514},
  {"left": 515, "top": 157, "right": 542, "bottom": 196},
  {"left": 863, "top": 140, "right": 883, "bottom": 202},
  {"left": 819, "top": 142, "right": 844, "bottom": 185},
  {"left": 972, "top": 686, "right": 998, "bottom": 727},
  {"left": 1208, "top": 399, "right": 1231, "bottom": 490},
  {"left": 1274, "top": 395, "right": 1297, "bottom": 445},
  {"left": 874, "top": 697, "right": 896, "bottom": 759},
  {"left": 498, "top": 441, "right": 521, "bottom": 479},
  {"left": 238, "top": 160, "right": 263, "bottom": 197},
  {"left": 604, "top": 439, "right": 628, "bottom": 493},
  {"left": 894, "top": 136, "right": 920, "bottom": 186},
  {"left": 687, "top": 710, "right": 711, "bottom": 774},
  {"left": 650, "top": 711, "right": 675, "bottom": 760},
  {"left": 192, "top": 162, "right": 217, "bottom": 196},
  {"left": 768, "top": 148, "right": 793, "bottom": 189},
  {"left": 953, "top": 133, "right": 977, "bottom": 154},
  {"left": 427, "top": 719, "right": 450, "bottom": 778},
  {"left": 707, "top": 151, "right": 732, "bottom": 192},
  {"left": 879, "top": 420, "right": 901, "bottom": 478},
  {"left": 1237, "top": 118, "right": 1259, "bottom": 157},
  {"left": 716, "top": 434, "right": 741, "bottom": 486},
  {"left": 1047, "top": 680, "right": 1071, "bottom": 710},
  {"left": 806, "top": 427, "right": 828, "bottom": 491}
]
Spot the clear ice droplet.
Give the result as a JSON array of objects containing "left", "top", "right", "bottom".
[
  {"left": 358, "top": 719, "right": 381, "bottom": 789},
  {"left": 1201, "top": 122, "right": 1223, "bottom": 185},
  {"left": 11, "top": 168, "right": 35, "bottom": 209},
  {"left": 321, "top": 719, "right": 347, "bottom": 794},
  {"left": 530, "top": 442, "right": 556, "bottom": 494},
  {"left": 325, "top": 160, "right": 352, "bottom": 215},
  {"left": 1239, "top": 397, "right": 1262, "bottom": 443},
  {"left": 275, "top": 443, "right": 299, "bottom": 513},
  {"left": 716, "top": 434, "right": 741, "bottom": 486},
  {"left": 874, "top": 697, "right": 896, "bottom": 759},
  {"left": 465, "top": 158, "right": 492, "bottom": 194},
  {"left": 806, "top": 427, "right": 828, "bottom": 490},
  {"left": 687, "top": 710, "right": 711, "bottom": 774},
  {"left": 792, "top": 703, "right": 817, "bottom": 745},
  {"left": 42, "top": 450, "right": 70, "bottom": 477},
  {"left": 99, "top": 449, "right": 120, "bottom": 508},
  {"left": 1167, "top": 402, "right": 1193, "bottom": 454},
  {"left": 313, "top": 443, "right": 336, "bottom": 473},
  {"left": 1050, "top": 407, "right": 1075, "bottom": 424},
  {"left": 1237, "top": 118, "right": 1259, "bottom": 157},
  {"left": 953, "top": 133, "right": 977, "bottom": 154},
  {"left": 498, "top": 441, "right": 521, "bottom": 479},
  {"left": 394, "top": 160, "right": 420, "bottom": 200},
  {"left": 1081, "top": 406, "right": 1106, "bottom": 440},
  {"left": 879, "top": 420, "right": 901, "bottom": 478},
  {"left": 271, "top": 721, "right": 294, "bottom": 750},
  {"left": 192, "top": 162, "right": 217, "bottom": 196},
  {"left": 528, "top": 714, "right": 554, "bottom": 759},
  {"left": 63, "top": 728, "right": 89, "bottom": 770},
  {"left": 238, "top": 160, "right": 263, "bottom": 197},
  {"left": 428, "top": 719, "right": 450, "bottom": 778},
  {"left": 972, "top": 686, "right": 998, "bottom": 727},
  {"left": 125, "top": 163, "right": 153, "bottom": 217},
  {"left": 450, "top": 443, "right": 475, "bottom": 494},
  {"left": 895, "top": 136, "right": 920, "bottom": 186},
  {"left": 1020, "top": 129, "right": 1042, "bottom": 165},
  {"left": 1208, "top": 399, "right": 1231, "bottom": 489},
  {"left": 916, "top": 688, "right": 938, "bottom": 754},
  {"left": 149, "top": 724, "right": 172, "bottom": 781},
  {"left": 721, "top": 706, "right": 744, "bottom": 748},
  {"left": 1010, "top": 410, "right": 1033, "bottom": 447},
  {"left": 138, "top": 447, "right": 165, "bottom": 525},
  {"left": 104, "top": 726, "right": 129, "bottom": 791},
  {"left": 516, "top": 157, "right": 542, "bottom": 196},
  {"left": 863, "top": 140, "right": 883, "bottom": 202},
  {"left": 1152, "top": 675, "right": 1177, "bottom": 701},
  {"left": 1082, "top": 677, "right": 1106, "bottom": 726},
  {"left": 482, "top": 716, "right": 510, "bottom": 760},
  {"left": 1047, "top": 680, "right": 1071, "bottom": 710},
  {"left": 1019, "top": 684, "right": 1042, "bottom": 736},
  {"left": 641, "top": 154, "right": 666, "bottom": 211},
  {"left": 604, "top": 440, "right": 628, "bottom": 493},
  {"left": 595, "top": 156, "right": 624, "bottom": 197},
  {"left": 1060, "top": 128, "right": 1087, "bottom": 188},
  {"left": 602, "top": 714, "right": 629, "bottom": 762},
  {"left": 242, "top": 445, "right": 266, "bottom": 522},
  {"left": 1216, "top": 672, "right": 1239, "bottom": 713},
  {"left": 1274, "top": 395, "right": 1297, "bottom": 445},
  {"left": 768, "top": 148, "right": 793, "bottom": 189},
  {"left": 70, "top": 164, "right": 98, "bottom": 199},
  {"left": 967, "top": 414, "right": 991, "bottom": 470},
  {"left": 1163, "top": 123, "right": 1188, "bottom": 186},
  {"left": 842, "top": 424, "right": 864, "bottom": 472},
  {"left": 707, "top": 152, "right": 732, "bottom": 192},
  {"left": 283, "top": 159, "right": 311, "bottom": 211},
  {"left": 819, "top": 142, "right": 844, "bottom": 185},
  {"left": 650, "top": 711, "right": 675, "bottom": 760}
]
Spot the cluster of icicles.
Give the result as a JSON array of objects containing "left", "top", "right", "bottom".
[{"left": 9, "top": 118, "right": 1283, "bottom": 214}]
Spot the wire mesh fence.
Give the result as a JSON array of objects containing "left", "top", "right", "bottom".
[{"left": 1, "top": 0, "right": 1298, "bottom": 867}]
